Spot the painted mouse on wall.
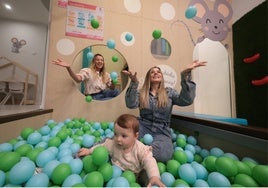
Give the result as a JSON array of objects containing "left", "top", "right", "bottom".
[
  {"left": 11, "top": 37, "right": 27, "bottom": 53},
  {"left": 173, "top": 0, "right": 234, "bottom": 117},
  {"left": 189, "top": 0, "right": 232, "bottom": 46}
]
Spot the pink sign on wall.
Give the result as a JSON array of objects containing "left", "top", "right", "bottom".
[{"left": 66, "top": 1, "right": 104, "bottom": 40}]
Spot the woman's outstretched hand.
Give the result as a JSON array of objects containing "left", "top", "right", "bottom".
[
  {"left": 52, "top": 59, "right": 70, "bottom": 68},
  {"left": 122, "top": 70, "right": 138, "bottom": 83},
  {"left": 185, "top": 60, "right": 207, "bottom": 72}
]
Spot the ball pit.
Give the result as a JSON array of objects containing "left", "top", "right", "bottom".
[{"left": 0, "top": 117, "right": 267, "bottom": 187}]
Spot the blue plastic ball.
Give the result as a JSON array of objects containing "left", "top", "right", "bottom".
[
  {"left": 27, "top": 132, "right": 42, "bottom": 145},
  {"left": 9, "top": 160, "right": 36, "bottom": 185},
  {"left": 125, "top": 33, "right": 133, "bottom": 41},
  {"left": 200, "top": 149, "right": 210, "bottom": 158},
  {"left": 82, "top": 135, "right": 95, "bottom": 147},
  {"left": 36, "top": 149, "right": 55, "bottom": 168},
  {"left": 93, "top": 122, "right": 101, "bottom": 130},
  {"left": 185, "top": 6, "right": 197, "bottom": 19},
  {"left": 87, "top": 52, "right": 94, "bottom": 61},
  {"left": 39, "top": 125, "right": 50, "bottom": 135},
  {"left": 191, "top": 161, "right": 208, "bottom": 180},
  {"left": 107, "top": 39, "right": 116, "bottom": 49},
  {"left": 187, "top": 136, "right": 197, "bottom": 145},
  {"left": 25, "top": 173, "right": 49, "bottom": 187},
  {"left": 62, "top": 174, "right": 82, "bottom": 187},
  {"left": 143, "top": 134, "right": 153, "bottom": 145},
  {"left": 42, "top": 160, "right": 60, "bottom": 178},
  {"left": 185, "top": 150, "right": 194, "bottom": 163},
  {"left": 110, "top": 72, "right": 118, "bottom": 80},
  {"left": 207, "top": 172, "right": 231, "bottom": 187},
  {"left": 185, "top": 144, "right": 196, "bottom": 154},
  {"left": 178, "top": 164, "right": 197, "bottom": 185},
  {"left": 210, "top": 147, "right": 224, "bottom": 157},
  {"left": 69, "top": 158, "right": 83, "bottom": 174},
  {"left": 0, "top": 143, "right": 13, "bottom": 152},
  {"left": 112, "top": 165, "right": 122, "bottom": 178},
  {"left": 193, "top": 179, "right": 209, "bottom": 187},
  {"left": 57, "top": 148, "right": 72, "bottom": 159},
  {"left": 112, "top": 176, "right": 130, "bottom": 187},
  {"left": 0, "top": 170, "right": 5, "bottom": 186},
  {"left": 70, "top": 143, "right": 81, "bottom": 154},
  {"left": 161, "top": 172, "right": 175, "bottom": 187}
]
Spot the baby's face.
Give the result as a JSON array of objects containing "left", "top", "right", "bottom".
[{"left": 113, "top": 124, "right": 138, "bottom": 152}]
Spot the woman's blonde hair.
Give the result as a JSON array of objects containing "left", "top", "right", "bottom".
[
  {"left": 90, "top": 53, "right": 109, "bottom": 83},
  {"left": 139, "top": 66, "right": 168, "bottom": 109}
]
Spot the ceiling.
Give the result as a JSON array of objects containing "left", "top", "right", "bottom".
[{"left": 0, "top": 0, "right": 50, "bottom": 25}]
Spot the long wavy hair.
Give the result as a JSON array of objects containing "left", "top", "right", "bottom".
[
  {"left": 90, "top": 53, "right": 109, "bottom": 83},
  {"left": 139, "top": 66, "right": 168, "bottom": 109}
]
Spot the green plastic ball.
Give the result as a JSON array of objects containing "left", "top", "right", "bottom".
[
  {"left": 173, "top": 150, "right": 187, "bottom": 164},
  {"left": 166, "top": 159, "right": 181, "bottom": 178},
  {"left": 252, "top": 165, "right": 268, "bottom": 186},
  {"left": 130, "top": 182, "right": 141, "bottom": 187},
  {"left": 112, "top": 55, "right": 118, "bottom": 62},
  {"left": 234, "top": 160, "right": 251, "bottom": 176},
  {"left": 152, "top": 29, "right": 162, "bottom": 39},
  {"left": 15, "top": 144, "right": 32, "bottom": 156},
  {"left": 157, "top": 162, "right": 166, "bottom": 175},
  {"left": 56, "top": 130, "right": 68, "bottom": 141},
  {"left": 0, "top": 152, "right": 20, "bottom": 172},
  {"left": 91, "top": 19, "right": 99, "bottom": 29},
  {"left": 48, "top": 137, "right": 61, "bottom": 147},
  {"left": 204, "top": 155, "right": 217, "bottom": 172},
  {"left": 215, "top": 157, "right": 238, "bottom": 177},
  {"left": 176, "top": 138, "right": 186, "bottom": 148},
  {"left": 92, "top": 146, "right": 109, "bottom": 166},
  {"left": 173, "top": 179, "right": 189, "bottom": 187},
  {"left": 122, "top": 170, "right": 136, "bottom": 184},
  {"left": 82, "top": 155, "right": 97, "bottom": 173},
  {"left": 85, "top": 95, "right": 92, "bottom": 103},
  {"left": 21, "top": 128, "right": 35, "bottom": 140},
  {"left": 234, "top": 173, "right": 258, "bottom": 187},
  {"left": 194, "top": 154, "right": 203, "bottom": 163},
  {"left": 26, "top": 147, "right": 44, "bottom": 162},
  {"left": 84, "top": 171, "right": 104, "bottom": 187},
  {"left": 98, "top": 163, "right": 113, "bottom": 182},
  {"left": 51, "top": 163, "right": 72, "bottom": 185}
]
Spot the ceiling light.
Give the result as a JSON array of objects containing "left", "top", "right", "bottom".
[{"left": 4, "top": 3, "right": 12, "bottom": 10}]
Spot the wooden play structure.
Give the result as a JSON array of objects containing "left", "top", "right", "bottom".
[{"left": 0, "top": 56, "right": 38, "bottom": 105}]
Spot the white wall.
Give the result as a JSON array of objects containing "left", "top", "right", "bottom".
[
  {"left": 0, "top": 18, "right": 47, "bottom": 104},
  {"left": 232, "top": 0, "right": 266, "bottom": 23}
]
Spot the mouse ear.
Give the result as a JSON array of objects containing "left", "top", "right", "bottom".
[
  {"left": 214, "top": 0, "right": 233, "bottom": 22},
  {"left": 19, "top": 40, "right": 27, "bottom": 46},
  {"left": 11, "top": 37, "right": 18, "bottom": 43},
  {"left": 188, "top": 0, "right": 209, "bottom": 23}
]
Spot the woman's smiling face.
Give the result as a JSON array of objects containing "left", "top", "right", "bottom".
[{"left": 150, "top": 67, "right": 163, "bottom": 83}]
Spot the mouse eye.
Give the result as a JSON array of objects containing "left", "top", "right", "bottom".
[
  {"left": 219, "top": 19, "right": 224, "bottom": 24},
  {"left": 206, "top": 19, "right": 211, "bottom": 24}
]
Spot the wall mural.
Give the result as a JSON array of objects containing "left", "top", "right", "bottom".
[
  {"left": 56, "top": 0, "right": 236, "bottom": 119},
  {"left": 11, "top": 37, "right": 26, "bottom": 53},
  {"left": 171, "top": 0, "right": 234, "bottom": 117}
]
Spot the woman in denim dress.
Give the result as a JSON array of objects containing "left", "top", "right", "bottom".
[{"left": 123, "top": 60, "right": 206, "bottom": 162}]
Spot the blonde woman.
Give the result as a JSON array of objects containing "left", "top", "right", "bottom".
[
  {"left": 122, "top": 60, "right": 206, "bottom": 162},
  {"left": 53, "top": 53, "right": 119, "bottom": 100}
]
